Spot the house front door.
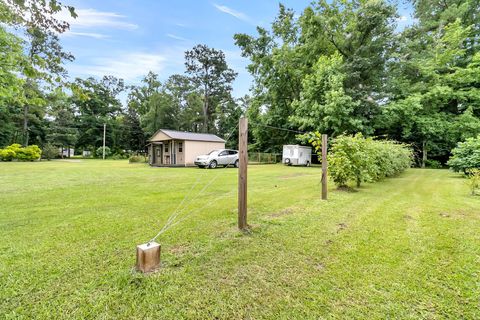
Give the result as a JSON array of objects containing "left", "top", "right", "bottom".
[{"left": 155, "top": 145, "right": 163, "bottom": 165}]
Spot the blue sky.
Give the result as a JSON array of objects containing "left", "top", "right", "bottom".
[{"left": 58, "top": 1, "right": 414, "bottom": 99}]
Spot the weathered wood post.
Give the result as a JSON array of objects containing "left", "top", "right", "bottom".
[
  {"left": 321, "top": 134, "right": 328, "bottom": 200},
  {"left": 238, "top": 117, "right": 248, "bottom": 230}
]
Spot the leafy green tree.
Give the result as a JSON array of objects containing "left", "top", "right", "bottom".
[
  {"left": 305, "top": 0, "right": 397, "bottom": 127},
  {"left": 217, "top": 98, "right": 244, "bottom": 148},
  {"left": 128, "top": 71, "right": 162, "bottom": 116},
  {"left": 164, "top": 74, "right": 204, "bottom": 132},
  {"left": 185, "top": 44, "right": 237, "bottom": 133},
  {"left": 141, "top": 91, "right": 179, "bottom": 136},
  {"left": 382, "top": 19, "right": 480, "bottom": 166},
  {"left": 71, "top": 76, "right": 124, "bottom": 150},
  {"left": 235, "top": 4, "right": 306, "bottom": 152},
  {"left": 42, "top": 143, "right": 58, "bottom": 160},
  {"left": 123, "top": 107, "right": 146, "bottom": 152},
  {"left": 46, "top": 108, "right": 78, "bottom": 157},
  {"left": 1, "top": 1, "right": 76, "bottom": 146},
  {"left": 235, "top": 1, "right": 397, "bottom": 151},
  {"left": 447, "top": 135, "right": 480, "bottom": 173},
  {"left": 291, "top": 53, "right": 361, "bottom": 136}
]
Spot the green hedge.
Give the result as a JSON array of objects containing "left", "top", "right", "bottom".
[
  {"left": 0, "top": 144, "right": 42, "bottom": 161},
  {"left": 310, "top": 133, "right": 412, "bottom": 188}
]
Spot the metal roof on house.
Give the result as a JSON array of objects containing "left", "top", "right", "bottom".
[{"left": 150, "top": 129, "right": 226, "bottom": 143}]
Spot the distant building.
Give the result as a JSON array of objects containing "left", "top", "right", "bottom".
[{"left": 147, "top": 129, "right": 225, "bottom": 167}]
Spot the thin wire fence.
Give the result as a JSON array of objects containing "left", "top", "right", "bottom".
[{"left": 248, "top": 152, "right": 282, "bottom": 164}]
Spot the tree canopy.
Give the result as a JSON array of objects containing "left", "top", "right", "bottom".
[{"left": 0, "top": 0, "right": 478, "bottom": 163}]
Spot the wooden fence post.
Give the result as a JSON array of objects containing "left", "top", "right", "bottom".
[
  {"left": 321, "top": 134, "right": 328, "bottom": 200},
  {"left": 238, "top": 117, "right": 248, "bottom": 229}
]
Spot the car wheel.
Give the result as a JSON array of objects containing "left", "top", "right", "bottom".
[
  {"left": 305, "top": 161, "right": 310, "bottom": 167},
  {"left": 209, "top": 160, "right": 217, "bottom": 169},
  {"left": 234, "top": 159, "right": 239, "bottom": 168}
]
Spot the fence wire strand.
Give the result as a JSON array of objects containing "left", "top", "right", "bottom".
[{"left": 147, "top": 123, "right": 239, "bottom": 244}]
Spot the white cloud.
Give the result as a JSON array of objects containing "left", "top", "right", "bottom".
[
  {"left": 166, "top": 33, "right": 189, "bottom": 41},
  {"left": 397, "top": 15, "right": 408, "bottom": 22},
  {"left": 57, "top": 8, "right": 138, "bottom": 30},
  {"left": 68, "top": 52, "right": 166, "bottom": 81},
  {"left": 61, "top": 31, "right": 109, "bottom": 39},
  {"left": 213, "top": 4, "right": 249, "bottom": 22}
]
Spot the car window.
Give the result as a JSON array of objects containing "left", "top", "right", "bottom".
[
  {"left": 228, "top": 150, "right": 238, "bottom": 155},
  {"left": 219, "top": 151, "right": 228, "bottom": 156}
]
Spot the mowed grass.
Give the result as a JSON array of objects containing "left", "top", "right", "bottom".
[{"left": 0, "top": 160, "right": 479, "bottom": 319}]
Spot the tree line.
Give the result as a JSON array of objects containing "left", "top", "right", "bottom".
[
  {"left": 1, "top": 0, "right": 479, "bottom": 165},
  {"left": 235, "top": 0, "right": 480, "bottom": 166},
  {"left": 0, "top": 1, "right": 243, "bottom": 156}
]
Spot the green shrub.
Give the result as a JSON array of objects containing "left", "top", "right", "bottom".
[
  {"left": 425, "top": 159, "right": 442, "bottom": 169},
  {"left": 42, "top": 144, "right": 58, "bottom": 160},
  {"left": 309, "top": 133, "right": 412, "bottom": 188},
  {"left": 129, "top": 155, "right": 146, "bottom": 163},
  {"left": 466, "top": 169, "right": 480, "bottom": 195},
  {"left": 95, "top": 146, "right": 111, "bottom": 158},
  {"left": 0, "top": 148, "right": 16, "bottom": 161},
  {"left": 16, "top": 145, "right": 42, "bottom": 161},
  {"left": 447, "top": 135, "right": 480, "bottom": 173},
  {"left": 0, "top": 144, "right": 42, "bottom": 161}
]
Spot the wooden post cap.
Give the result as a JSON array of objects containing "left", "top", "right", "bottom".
[{"left": 136, "top": 242, "right": 161, "bottom": 273}]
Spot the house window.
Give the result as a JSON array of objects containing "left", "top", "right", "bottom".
[
  {"left": 164, "top": 144, "right": 169, "bottom": 153},
  {"left": 179, "top": 142, "right": 183, "bottom": 153},
  {"left": 157, "top": 149, "right": 161, "bottom": 156}
]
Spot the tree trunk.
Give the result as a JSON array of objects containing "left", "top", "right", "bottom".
[
  {"left": 203, "top": 91, "right": 208, "bottom": 133},
  {"left": 23, "top": 105, "right": 29, "bottom": 146},
  {"left": 421, "top": 141, "right": 427, "bottom": 168}
]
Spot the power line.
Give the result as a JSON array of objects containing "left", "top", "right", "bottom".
[
  {"left": 147, "top": 123, "right": 240, "bottom": 244},
  {"left": 253, "top": 123, "right": 307, "bottom": 134}
]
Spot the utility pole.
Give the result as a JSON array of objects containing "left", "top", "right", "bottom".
[
  {"left": 321, "top": 134, "right": 328, "bottom": 200},
  {"left": 238, "top": 117, "right": 248, "bottom": 230},
  {"left": 103, "top": 123, "right": 106, "bottom": 160}
]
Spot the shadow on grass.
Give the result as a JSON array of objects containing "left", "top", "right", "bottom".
[{"left": 334, "top": 186, "right": 358, "bottom": 193}]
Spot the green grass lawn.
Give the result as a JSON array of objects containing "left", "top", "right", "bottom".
[{"left": 1, "top": 160, "right": 479, "bottom": 319}]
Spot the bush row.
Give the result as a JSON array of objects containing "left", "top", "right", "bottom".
[
  {"left": 310, "top": 133, "right": 412, "bottom": 188},
  {"left": 0, "top": 144, "right": 42, "bottom": 161}
]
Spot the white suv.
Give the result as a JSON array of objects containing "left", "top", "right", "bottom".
[{"left": 194, "top": 149, "right": 239, "bottom": 169}]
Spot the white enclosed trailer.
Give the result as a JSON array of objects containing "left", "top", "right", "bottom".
[{"left": 282, "top": 145, "right": 312, "bottom": 166}]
